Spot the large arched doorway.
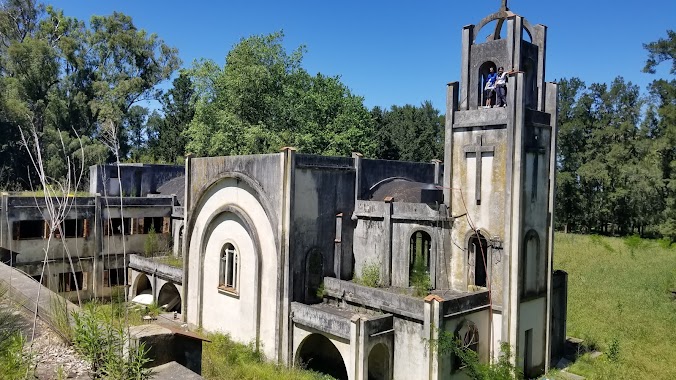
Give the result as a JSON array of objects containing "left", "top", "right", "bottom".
[
  {"left": 367, "top": 343, "right": 391, "bottom": 380},
  {"left": 157, "top": 283, "right": 181, "bottom": 312},
  {"left": 296, "top": 334, "right": 348, "bottom": 380},
  {"left": 134, "top": 273, "right": 152, "bottom": 297}
]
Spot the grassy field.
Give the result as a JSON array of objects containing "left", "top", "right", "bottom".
[{"left": 554, "top": 233, "right": 676, "bottom": 380}]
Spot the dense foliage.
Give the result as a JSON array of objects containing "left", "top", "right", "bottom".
[{"left": 555, "top": 30, "right": 676, "bottom": 240}]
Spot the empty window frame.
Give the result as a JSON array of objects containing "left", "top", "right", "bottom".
[
  {"left": 451, "top": 321, "right": 480, "bottom": 372},
  {"left": 409, "top": 230, "right": 432, "bottom": 286},
  {"left": 103, "top": 268, "right": 127, "bottom": 287},
  {"left": 62, "top": 219, "right": 86, "bottom": 238},
  {"left": 219, "top": 243, "right": 238, "bottom": 293},
  {"left": 58, "top": 271, "right": 84, "bottom": 292},
  {"left": 105, "top": 218, "right": 131, "bottom": 236},
  {"left": 142, "top": 217, "right": 164, "bottom": 234},
  {"left": 13, "top": 220, "right": 46, "bottom": 240}
]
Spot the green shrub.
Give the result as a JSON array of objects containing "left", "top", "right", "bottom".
[
  {"left": 607, "top": 337, "right": 621, "bottom": 362},
  {"left": 432, "top": 328, "right": 522, "bottom": 380},
  {"left": 356, "top": 262, "right": 381, "bottom": 288},
  {"left": 72, "top": 305, "right": 153, "bottom": 379},
  {"left": 410, "top": 253, "right": 431, "bottom": 297}
]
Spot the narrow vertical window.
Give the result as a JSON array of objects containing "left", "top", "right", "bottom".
[
  {"left": 409, "top": 231, "right": 431, "bottom": 287},
  {"left": 219, "top": 243, "right": 238, "bottom": 293}
]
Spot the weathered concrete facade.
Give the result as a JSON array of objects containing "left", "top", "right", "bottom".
[
  {"left": 182, "top": 5, "right": 566, "bottom": 380},
  {"left": 0, "top": 164, "right": 185, "bottom": 305}
]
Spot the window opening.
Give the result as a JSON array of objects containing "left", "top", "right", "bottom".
[
  {"left": 58, "top": 271, "right": 84, "bottom": 292},
  {"left": 409, "top": 231, "right": 431, "bottom": 287},
  {"left": 219, "top": 243, "right": 238, "bottom": 292},
  {"left": 106, "top": 218, "right": 131, "bottom": 236},
  {"left": 468, "top": 233, "right": 489, "bottom": 287},
  {"left": 143, "top": 217, "right": 164, "bottom": 234},
  {"left": 451, "top": 321, "right": 480, "bottom": 372},
  {"left": 63, "top": 219, "right": 85, "bottom": 238},
  {"left": 13, "top": 220, "right": 46, "bottom": 240}
]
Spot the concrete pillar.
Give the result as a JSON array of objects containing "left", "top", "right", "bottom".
[
  {"left": 181, "top": 153, "right": 192, "bottom": 319},
  {"left": 544, "top": 81, "right": 559, "bottom": 370},
  {"left": 1, "top": 193, "right": 8, "bottom": 250},
  {"left": 280, "top": 146, "right": 296, "bottom": 364},
  {"left": 93, "top": 193, "right": 102, "bottom": 298},
  {"left": 383, "top": 197, "right": 393, "bottom": 287},
  {"left": 443, "top": 82, "right": 459, "bottom": 208},
  {"left": 350, "top": 315, "right": 363, "bottom": 380},
  {"left": 352, "top": 152, "right": 363, "bottom": 202},
  {"left": 424, "top": 294, "right": 443, "bottom": 380},
  {"left": 431, "top": 159, "right": 441, "bottom": 186},
  {"left": 334, "top": 213, "right": 343, "bottom": 279},
  {"left": 459, "top": 25, "right": 474, "bottom": 110}
]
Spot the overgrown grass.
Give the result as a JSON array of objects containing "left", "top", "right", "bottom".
[
  {"left": 0, "top": 287, "right": 32, "bottom": 379},
  {"left": 202, "top": 333, "right": 333, "bottom": 380},
  {"left": 151, "top": 255, "right": 184, "bottom": 269},
  {"left": 554, "top": 233, "right": 676, "bottom": 380}
]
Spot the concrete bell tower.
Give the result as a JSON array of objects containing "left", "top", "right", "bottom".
[{"left": 442, "top": 1, "right": 563, "bottom": 376}]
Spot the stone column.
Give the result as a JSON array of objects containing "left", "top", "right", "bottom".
[
  {"left": 352, "top": 152, "right": 363, "bottom": 202},
  {"left": 383, "top": 197, "right": 394, "bottom": 287},
  {"left": 459, "top": 25, "right": 474, "bottom": 110},
  {"left": 334, "top": 213, "right": 343, "bottom": 279},
  {"left": 349, "top": 315, "right": 363, "bottom": 380},
  {"left": 544, "top": 81, "right": 559, "bottom": 370},
  {"left": 181, "top": 153, "right": 192, "bottom": 319},
  {"left": 443, "top": 82, "right": 459, "bottom": 208},
  {"left": 424, "top": 294, "right": 443, "bottom": 380}
]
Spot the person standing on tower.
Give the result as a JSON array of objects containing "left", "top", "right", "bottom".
[
  {"left": 495, "top": 66, "right": 517, "bottom": 107},
  {"left": 484, "top": 66, "right": 498, "bottom": 108}
]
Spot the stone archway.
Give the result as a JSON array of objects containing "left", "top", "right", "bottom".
[
  {"left": 296, "top": 334, "right": 348, "bottom": 380},
  {"left": 134, "top": 273, "right": 152, "bottom": 297},
  {"left": 157, "top": 282, "right": 181, "bottom": 312},
  {"left": 367, "top": 343, "right": 391, "bottom": 380}
]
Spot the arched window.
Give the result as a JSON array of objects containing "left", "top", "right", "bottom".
[
  {"left": 478, "top": 61, "right": 497, "bottom": 108},
  {"left": 468, "top": 233, "right": 489, "bottom": 288},
  {"left": 409, "top": 231, "right": 431, "bottom": 287},
  {"left": 451, "top": 321, "right": 480, "bottom": 372},
  {"left": 219, "top": 243, "right": 238, "bottom": 292}
]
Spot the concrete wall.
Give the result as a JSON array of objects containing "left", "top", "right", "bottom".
[
  {"left": 517, "top": 297, "right": 547, "bottom": 376},
  {"left": 440, "top": 309, "right": 490, "bottom": 379},
  {"left": 392, "top": 318, "right": 428, "bottom": 380},
  {"left": 186, "top": 174, "right": 280, "bottom": 360},
  {"left": 291, "top": 155, "right": 355, "bottom": 302},
  {"left": 90, "top": 164, "right": 184, "bottom": 197}
]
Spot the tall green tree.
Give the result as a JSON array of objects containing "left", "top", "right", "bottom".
[
  {"left": 185, "top": 31, "right": 375, "bottom": 157},
  {"left": 643, "top": 30, "right": 676, "bottom": 240},
  {"left": 0, "top": 1, "right": 179, "bottom": 189},
  {"left": 372, "top": 101, "right": 443, "bottom": 162},
  {"left": 147, "top": 71, "right": 196, "bottom": 163}
]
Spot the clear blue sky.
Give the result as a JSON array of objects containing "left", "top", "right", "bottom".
[{"left": 51, "top": 0, "right": 676, "bottom": 112}]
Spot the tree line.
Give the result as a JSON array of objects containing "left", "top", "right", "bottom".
[{"left": 0, "top": 1, "right": 674, "bottom": 239}]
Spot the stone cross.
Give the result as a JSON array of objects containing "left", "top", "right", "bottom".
[
  {"left": 501, "top": 0, "right": 509, "bottom": 11},
  {"left": 464, "top": 135, "right": 495, "bottom": 204},
  {"left": 525, "top": 130, "right": 546, "bottom": 201}
]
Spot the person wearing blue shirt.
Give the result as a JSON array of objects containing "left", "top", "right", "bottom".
[{"left": 484, "top": 67, "right": 498, "bottom": 108}]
